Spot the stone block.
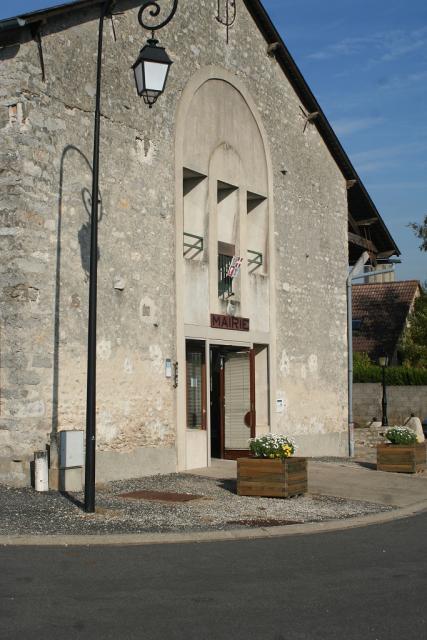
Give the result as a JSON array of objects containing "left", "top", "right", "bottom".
[
  {"left": 404, "top": 416, "right": 425, "bottom": 444},
  {"left": 0, "top": 456, "right": 30, "bottom": 486},
  {"left": 95, "top": 446, "right": 177, "bottom": 484},
  {"left": 8, "top": 370, "right": 41, "bottom": 385},
  {"left": 0, "top": 105, "right": 9, "bottom": 129},
  {"left": 59, "top": 467, "right": 83, "bottom": 492},
  {"left": 32, "top": 355, "right": 52, "bottom": 368},
  {"left": 49, "top": 467, "right": 60, "bottom": 491}
]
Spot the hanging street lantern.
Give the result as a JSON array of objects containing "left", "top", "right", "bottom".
[
  {"left": 132, "top": 1, "right": 178, "bottom": 105},
  {"left": 132, "top": 38, "right": 173, "bottom": 107}
]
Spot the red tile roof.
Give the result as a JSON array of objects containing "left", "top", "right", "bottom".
[{"left": 352, "top": 280, "right": 421, "bottom": 361}]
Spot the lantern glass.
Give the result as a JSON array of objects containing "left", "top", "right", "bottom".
[
  {"left": 378, "top": 356, "right": 389, "bottom": 367},
  {"left": 134, "top": 62, "right": 144, "bottom": 95},
  {"left": 145, "top": 61, "right": 169, "bottom": 92}
]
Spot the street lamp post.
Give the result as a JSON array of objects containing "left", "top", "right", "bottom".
[
  {"left": 379, "top": 355, "right": 389, "bottom": 427},
  {"left": 84, "top": 0, "right": 178, "bottom": 513}
]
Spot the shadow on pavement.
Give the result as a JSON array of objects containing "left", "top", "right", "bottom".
[
  {"left": 60, "top": 491, "right": 85, "bottom": 511},
  {"left": 217, "top": 478, "right": 237, "bottom": 494}
]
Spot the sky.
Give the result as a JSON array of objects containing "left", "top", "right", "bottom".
[{"left": 1, "top": 0, "right": 426, "bottom": 283}]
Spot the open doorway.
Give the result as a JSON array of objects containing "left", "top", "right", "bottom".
[{"left": 210, "top": 346, "right": 255, "bottom": 459}]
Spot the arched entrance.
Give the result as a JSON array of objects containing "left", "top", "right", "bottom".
[{"left": 175, "top": 67, "right": 276, "bottom": 469}]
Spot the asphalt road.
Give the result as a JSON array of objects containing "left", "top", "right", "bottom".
[{"left": 1, "top": 513, "right": 427, "bottom": 640}]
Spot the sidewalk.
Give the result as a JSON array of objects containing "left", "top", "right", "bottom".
[
  {"left": 0, "top": 458, "right": 426, "bottom": 545},
  {"left": 189, "top": 458, "right": 427, "bottom": 508}
]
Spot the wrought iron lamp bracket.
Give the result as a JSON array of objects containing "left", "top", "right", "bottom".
[
  {"left": 216, "top": 0, "right": 236, "bottom": 44},
  {"left": 138, "top": 0, "right": 179, "bottom": 38}
]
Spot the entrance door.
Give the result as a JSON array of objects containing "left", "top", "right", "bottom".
[{"left": 210, "top": 347, "right": 255, "bottom": 459}]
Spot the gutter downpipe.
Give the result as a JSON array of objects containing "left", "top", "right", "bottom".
[
  {"left": 347, "top": 251, "right": 369, "bottom": 457},
  {"left": 347, "top": 253, "right": 397, "bottom": 456}
]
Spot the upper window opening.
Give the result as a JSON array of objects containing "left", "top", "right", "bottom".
[
  {"left": 183, "top": 167, "right": 207, "bottom": 196},
  {"left": 217, "top": 180, "right": 238, "bottom": 204},
  {"left": 247, "top": 191, "right": 266, "bottom": 214},
  {"left": 352, "top": 319, "right": 364, "bottom": 333}
]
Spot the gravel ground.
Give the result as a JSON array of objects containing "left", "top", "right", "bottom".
[{"left": 0, "top": 472, "right": 393, "bottom": 536}]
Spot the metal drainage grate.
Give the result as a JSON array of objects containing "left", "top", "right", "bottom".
[
  {"left": 226, "top": 519, "right": 303, "bottom": 527},
  {"left": 119, "top": 490, "right": 204, "bottom": 503}
]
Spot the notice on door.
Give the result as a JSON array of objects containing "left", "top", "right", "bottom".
[{"left": 210, "top": 314, "right": 250, "bottom": 332}]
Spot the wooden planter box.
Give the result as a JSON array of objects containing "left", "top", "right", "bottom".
[
  {"left": 377, "top": 442, "right": 426, "bottom": 474},
  {"left": 237, "top": 457, "right": 307, "bottom": 498}
]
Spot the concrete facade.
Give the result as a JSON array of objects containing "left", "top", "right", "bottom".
[
  {"left": 1, "top": 0, "right": 353, "bottom": 486},
  {"left": 353, "top": 383, "right": 427, "bottom": 426}
]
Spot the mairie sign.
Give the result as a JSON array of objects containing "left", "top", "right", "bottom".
[{"left": 210, "top": 314, "right": 250, "bottom": 332}]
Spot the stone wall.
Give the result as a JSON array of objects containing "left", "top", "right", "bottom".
[
  {"left": 0, "top": 2, "right": 179, "bottom": 485},
  {"left": 1, "top": 0, "right": 350, "bottom": 484},
  {"left": 353, "top": 383, "right": 427, "bottom": 426},
  {"left": 354, "top": 425, "right": 388, "bottom": 448}
]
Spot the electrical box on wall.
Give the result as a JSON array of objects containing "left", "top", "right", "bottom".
[
  {"left": 59, "top": 430, "right": 84, "bottom": 469},
  {"left": 165, "top": 358, "right": 172, "bottom": 378},
  {"left": 276, "top": 399, "right": 285, "bottom": 413}
]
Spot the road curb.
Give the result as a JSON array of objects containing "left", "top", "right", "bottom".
[{"left": 2, "top": 500, "right": 427, "bottom": 547}]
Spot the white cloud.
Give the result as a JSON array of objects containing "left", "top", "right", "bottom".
[
  {"left": 307, "top": 26, "right": 427, "bottom": 64},
  {"left": 351, "top": 141, "right": 427, "bottom": 174},
  {"left": 368, "top": 181, "right": 427, "bottom": 190},
  {"left": 356, "top": 160, "right": 396, "bottom": 173},
  {"left": 332, "top": 117, "right": 384, "bottom": 135},
  {"left": 380, "top": 27, "right": 427, "bottom": 61},
  {"left": 378, "top": 70, "right": 427, "bottom": 91}
]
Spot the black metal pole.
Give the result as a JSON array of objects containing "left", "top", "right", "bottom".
[
  {"left": 85, "top": 0, "right": 111, "bottom": 513},
  {"left": 381, "top": 365, "right": 388, "bottom": 427}
]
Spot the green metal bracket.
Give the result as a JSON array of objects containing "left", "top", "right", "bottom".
[
  {"left": 184, "top": 232, "right": 203, "bottom": 258},
  {"left": 248, "top": 249, "right": 263, "bottom": 272}
]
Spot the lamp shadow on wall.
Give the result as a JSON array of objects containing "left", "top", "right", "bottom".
[
  {"left": 79, "top": 187, "right": 103, "bottom": 279},
  {"left": 52, "top": 145, "right": 104, "bottom": 476}
]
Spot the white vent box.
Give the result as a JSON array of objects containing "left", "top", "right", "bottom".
[{"left": 59, "top": 430, "right": 84, "bottom": 469}]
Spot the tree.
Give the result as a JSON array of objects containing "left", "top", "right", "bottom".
[
  {"left": 408, "top": 214, "right": 427, "bottom": 251},
  {"left": 398, "top": 286, "right": 427, "bottom": 368}
]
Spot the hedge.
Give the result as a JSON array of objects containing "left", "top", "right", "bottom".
[{"left": 353, "top": 360, "right": 427, "bottom": 385}]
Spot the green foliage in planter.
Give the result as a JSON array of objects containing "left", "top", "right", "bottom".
[
  {"left": 249, "top": 434, "right": 296, "bottom": 459},
  {"left": 353, "top": 352, "right": 427, "bottom": 385},
  {"left": 385, "top": 427, "right": 417, "bottom": 445}
]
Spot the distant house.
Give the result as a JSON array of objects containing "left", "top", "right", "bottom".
[{"left": 352, "top": 281, "right": 421, "bottom": 364}]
